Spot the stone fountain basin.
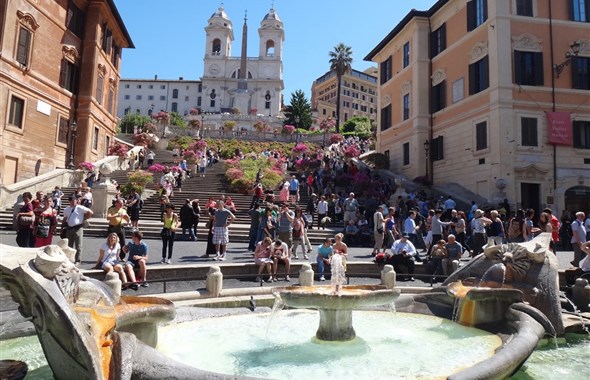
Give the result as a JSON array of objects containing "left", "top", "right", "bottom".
[{"left": 277, "top": 285, "right": 400, "bottom": 310}]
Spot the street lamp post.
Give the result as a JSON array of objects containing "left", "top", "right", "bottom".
[
  {"left": 424, "top": 139, "right": 430, "bottom": 183},
  {"left": 200, "top": 113, "right": 205, "bottom": 138},
  {"left": 67, "top": 121, "right": 78, "bottom": 169}
]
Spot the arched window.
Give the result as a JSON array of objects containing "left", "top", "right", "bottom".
[
  {"left": 231, "top": 70, "right": 253, "bottom": 79},
  {"left": 265, "top": 40, "right": 275, "bottom": 57},
  {"left": 172, "top": 89, "right": 178, "bottom": 99},
  {"left": 212, "top": 38, "right": 221, "bottom": 55}
]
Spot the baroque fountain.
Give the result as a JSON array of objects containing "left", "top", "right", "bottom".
[{"left": 0, "top": 233, "right": 588, "bottom": 379}]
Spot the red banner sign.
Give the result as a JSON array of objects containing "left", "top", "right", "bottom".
[{"left": 547, "top": 112, "right": 572, "bottom": 146}]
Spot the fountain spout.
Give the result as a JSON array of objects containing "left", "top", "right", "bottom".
[{"left": 330, "top": 254, "right": 346, "bottom": 295}]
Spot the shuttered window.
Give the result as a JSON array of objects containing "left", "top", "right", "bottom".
[{"left": 16, "top": 27, "right": 31, "bottom": 66}]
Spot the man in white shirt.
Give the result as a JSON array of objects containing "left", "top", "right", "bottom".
[
  {"left": 403, "top": 211, "right": 420, "bottom": 247},
  {"left": 62, "top": 195, "right": 93, "bottom": 264},
  {"left": 387, "top": 233, "right": 417, "bottom": 281},
  {"left": 571, "top": 211, "right": 587, "bottom": 267}
]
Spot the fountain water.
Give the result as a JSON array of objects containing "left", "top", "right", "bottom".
[{"left": 274, "top": 252, "right": 400, "bottom": 341}]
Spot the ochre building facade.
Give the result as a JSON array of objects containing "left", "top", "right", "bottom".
[
  {"left": 365, "top": 0, "right": 590, "bottom": 216},
  {"left": 0, "top": 0, "right": 133, "bottom": 184}
]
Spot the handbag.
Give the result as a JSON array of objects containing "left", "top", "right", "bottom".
[
  {"left": 18, "top": 215, "right": 34, "bottom": 227},
  {"left": 36, "top": 223, "right": 50, "bottom": 238},
  {"left": 161, "top": 228, "right": 172, "bottom": 238}
]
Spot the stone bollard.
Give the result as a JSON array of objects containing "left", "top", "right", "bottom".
[
  {"left": 299, "top": 263, "right": 314, "bottom": 286},
  {"left": 104, "top": 271, "right": 122, "bottom": 302},
  {"left": 442, "top": 259, "right": 449, "bottom": 276},
  {"left": 206, "top": 266, "right": 223, "bottom": 297},
  {"left": 381, "top": 265, "right": 396, "bottom": 289},
  {"left": 572, "top": 278, "right": 590, "bottom": 312}
]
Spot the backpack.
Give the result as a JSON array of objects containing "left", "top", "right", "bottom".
[
  {"left": 138, "top": 198, "right": 144, "bottom": 210},
  {"left": 509, "top": 218, "right": 523, "bottom": 240}
]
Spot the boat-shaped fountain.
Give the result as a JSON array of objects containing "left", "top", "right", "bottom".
[{"left": 1, "top": 233, "right": 587, "bottom": 379}]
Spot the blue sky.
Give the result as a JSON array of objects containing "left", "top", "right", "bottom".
[{"left": 114, "top": 0, "right": 435, "bottom": 101}]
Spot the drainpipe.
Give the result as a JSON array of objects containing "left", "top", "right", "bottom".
[
  {"left": 548, "top": 0, "right": 557, "bottom": 193},
  {"left": 427, "top": 16, "right": 434, "bottom": 185}
]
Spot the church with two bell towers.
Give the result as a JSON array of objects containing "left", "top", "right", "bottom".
[{"left": 201, "top": 5, "right": 284, "bottom": 116}]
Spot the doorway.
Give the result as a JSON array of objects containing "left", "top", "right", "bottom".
[
  {"left": 521, "top": 183, "right": 541, "bottom": 215},
  {"left": 565, "top": 186, "right": 590, "bottom": 215}
]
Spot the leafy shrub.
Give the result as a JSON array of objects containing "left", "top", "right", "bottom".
[
  {"left": 121, "top": 170, "right": 153, "bottom": 195},
  {"left": 231, "top": 178, "right": 253, "bottom": 194}
]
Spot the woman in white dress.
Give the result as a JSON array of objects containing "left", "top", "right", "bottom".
[{"left": 95, "top": 233, "right": 127, "bottom": 284}]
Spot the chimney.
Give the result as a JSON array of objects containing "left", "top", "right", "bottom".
[
  {"left": 154, "top": 74, "right": 158, "bottom": 80},
  {"left": 179, "top": 76, "right": 184, "bottom": 80}
]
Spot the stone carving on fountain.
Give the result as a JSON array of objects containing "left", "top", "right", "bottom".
[
  {"left": 0, "top": 240, "right": 237, "bottom": 380},
  {"left": 440, "top": 233, "right": 563, "bottom": 335}
]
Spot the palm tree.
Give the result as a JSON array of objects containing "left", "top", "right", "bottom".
[{"left": 329, "top": 43, "right": 353, "bottom": 133}]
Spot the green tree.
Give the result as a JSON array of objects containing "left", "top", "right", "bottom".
[
  {"left": 169, "top": 112, "right": 187, "bottom": 127},
  {"left": 119, "top": 113, "right": 152, "bottom": 134},
  {"left": 283, "top": 90, "right": 313, "bottom": 130},
  {"left": 329, "top": 43, "right": 353, "bottom": 133},
  {"left": 342, "top": 115, "right": 372, "bottom": 138}
]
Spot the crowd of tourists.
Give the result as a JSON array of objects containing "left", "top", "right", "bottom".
[{"left": 11, "top": 134, "right": 590, "bottom": 289}]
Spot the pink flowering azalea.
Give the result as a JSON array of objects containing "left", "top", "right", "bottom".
[
  {"left": 148, "top": 164, "right": 167, "bottom": 173},
  {"left": 170, "top": 166, "right": 181, "bottom": 172},
  {"left": 78, "top": 161, "right": 95, "bottom": 171},
  {"left": 108, "top": 142, "right": 129, "bottom": 157},
  {"left": 189, "top": 139, "right": 207, "bottom": 151},
  {"left": 292, "top": 143, "right": 309, "bottom": 153},
  {"left": 343, "top": 145, "right": 361, "bottom": 159},
  {"left": 282, "top": 124, "right": 296, "bottom": 135},
  {"left": 319, "top": 118, "right": 336, "bottom": 132},
  {"left": 329, "top": 133, "right": 344, "bottom": 144},
  {"left": 226, "top": 168, "right": 244, "bottom": 180}
]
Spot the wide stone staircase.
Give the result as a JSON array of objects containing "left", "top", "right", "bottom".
[{"left": 0, "top": 147, "right": 338, "bottom": 244}]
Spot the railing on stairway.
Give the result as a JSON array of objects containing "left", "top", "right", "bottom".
[{"left": 163, "top": 128, "right": 328, "bottom": 144}]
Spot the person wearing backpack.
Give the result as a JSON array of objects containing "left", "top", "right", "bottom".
[
  {"left": 126, "top": 188, "right": 141, "bottom": 231},
  {"left": 508, "top": 209, "right": 526, "bottom": 243}
]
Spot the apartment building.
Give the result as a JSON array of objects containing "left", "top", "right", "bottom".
[
  {"left": 365, "top": 0, "right": 590, "bottom": 215},
  {"left": 117, "top": 77, "right": 203, "bottom": 118},
  {"left": 0, "top": 0, "right": 133, "bottom": 184},
  {"left": 311, "top": 67, "right": 378, "bottom": 124}
]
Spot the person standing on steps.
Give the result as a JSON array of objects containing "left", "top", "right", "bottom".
[
  {"left": 126, "top": 188, "right": 141, "bottom": 231},
  {"left": 62, "top": 195, "right": 93, "bottom": 265},
  {"left": 212, "top": 200, "right": 235, "bottom": 261},
  {"left": 106, "top": 199, "right": 130, "bottom": 246},
  {"left": 179, "top": 199, "right": 197, "bottom": 241},
  {"left": 146, "top": 150, "right": 155, "bottom": 167},
  {"left": 160, "top": 204, "right": 179, "bottom": 264},
  {"left": 198, "top": 155, "right": 207, "bottom": 177},
  {"left": 289, "top": 175, "right": 300, "bottom": 203}
]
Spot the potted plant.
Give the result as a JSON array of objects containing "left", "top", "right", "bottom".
[
  {"left": 282, "top": 124, "right": 295, "bottom": 135},
  {"left": 223, "top": 121, "right": 237, "bottom": 131},
  {"left": 78, "top": 161, "right": 96, "bottom": 172}
]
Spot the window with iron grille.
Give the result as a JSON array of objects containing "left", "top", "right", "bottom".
[
  {"left": 521, "top": 117, "right": 538, "bottom": 147},
  {"left": 476, "top": 121, "right": 487, "bottom": 151}
]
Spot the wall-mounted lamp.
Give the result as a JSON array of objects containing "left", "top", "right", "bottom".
[
  {"left": 553, "top": 42, "right": 581, "bottom": 78},
  {"left": 67, "top": 121, "right": 78, "bottom": 169}
]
